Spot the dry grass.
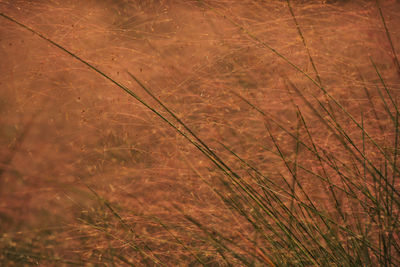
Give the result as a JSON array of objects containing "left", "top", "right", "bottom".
[{"left": 1, "top": 0, "right": 400, "bottom": 265}]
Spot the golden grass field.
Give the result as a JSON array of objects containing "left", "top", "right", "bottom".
[{"left": 1, "top": 0, "right": 400, "bottom": 265}]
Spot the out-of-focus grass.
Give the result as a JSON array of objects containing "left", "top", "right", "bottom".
[{"left": 1, "top": 0, "right": 400, "bottom": 265}]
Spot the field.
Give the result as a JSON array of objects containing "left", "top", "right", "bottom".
[{"left": 1, "top": 0, "right": 400, "bottom": 265}]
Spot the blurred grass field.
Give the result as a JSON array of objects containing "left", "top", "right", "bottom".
[{"left": 1, "top": 0, "right": 400, "bottom": 265}]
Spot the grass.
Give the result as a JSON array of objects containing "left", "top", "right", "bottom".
[{"left": 1, "top": 0, "right": 400, "bottom": 265}]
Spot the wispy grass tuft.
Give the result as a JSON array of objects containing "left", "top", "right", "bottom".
[{"left": 1, "top": 1, "right": 400, "bottom": 266}]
